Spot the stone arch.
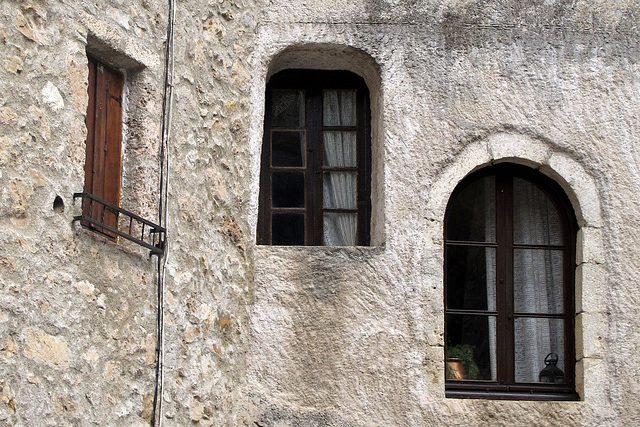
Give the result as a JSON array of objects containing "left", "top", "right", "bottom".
[{"left": 428, "top": 131, "right": 606, "bottom": 401}]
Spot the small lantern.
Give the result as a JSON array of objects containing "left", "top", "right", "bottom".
[{"left": 538, "top": 352, "right": 564, "bottom": 383}]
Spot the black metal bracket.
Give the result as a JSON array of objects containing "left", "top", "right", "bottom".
[{"left": 73, "top": 193, "right": 165, "bottom": 256}]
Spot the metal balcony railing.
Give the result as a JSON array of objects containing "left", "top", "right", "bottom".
[{"left": 73, "top": 193, "right": 165, "bottom": 256}]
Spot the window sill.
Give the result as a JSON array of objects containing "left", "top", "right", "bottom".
[
  {"left": 255, "top": 244, "right": 385, "bottom": 253},
  {"left": 446, "top": 384, "right": 580, "bottom": 401}
]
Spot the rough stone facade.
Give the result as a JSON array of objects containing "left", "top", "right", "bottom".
[{"left": 1, "top": 0, "right": 639, "bottom": 425}]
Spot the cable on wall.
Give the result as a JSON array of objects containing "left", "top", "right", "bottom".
[{"left": 152, "top": 0, "right": 175, "bottom": 425}]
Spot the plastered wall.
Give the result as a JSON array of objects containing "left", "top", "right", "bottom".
[{"left": 1, "top": 1, "right": 639, "bottom": 426}]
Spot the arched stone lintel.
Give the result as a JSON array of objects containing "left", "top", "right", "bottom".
[
  {"left": 428, "top": 132, "right": 603, "bottom": 230},
  {"left": 266, "top": 43, "right": 382, "bottom": 94}
]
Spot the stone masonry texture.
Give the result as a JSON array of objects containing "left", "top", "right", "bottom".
[{"left": 0, "top": 0, "right": 639, "bottom": 425}]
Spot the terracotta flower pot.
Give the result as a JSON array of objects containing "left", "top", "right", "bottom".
[{"left": 446, "top": 358, "right": 466, "bottom": 380}]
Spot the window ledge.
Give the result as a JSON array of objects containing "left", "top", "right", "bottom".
[
  {"left": 255, "top": 244, "right": 385, "bottom": 254},
  {"left": 446, "top": 387, "right": 580, "bottom": 401}
]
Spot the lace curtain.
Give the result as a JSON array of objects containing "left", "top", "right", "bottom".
[
  {"left": 322, "top": 90, "right": 357, "bottom": 246},
  {"left": 484, "top": 178, "right": 497, "bottom": 380},
  {"left": 511, "top": 177, "right": 564, "bottom": 382},
  {"left": 486, "top": 177, "right": 564, "bottom": 382}
]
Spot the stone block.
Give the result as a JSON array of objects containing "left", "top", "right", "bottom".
[
  {"left": 576, "top": 226, "right": 605, "bottom": 265},
  {"left": 427, "top": 141, "right": 491, "bottom": 221},
  {"left": 23, "top": 329, "right": 69, "bottom": 369},
  {"left": 579, "top": 358, "right": 610, "bottom": 407},
  {"left": 575, "top": 312, "right": 606, "bottom": 360},
  {"left": 487, "top": 132, "right": 550, "bottom": 165},
  {"left": 41, "top": 82, "right": 64, "bottom": 111},
  {"left": 576, "top": 262, "right": 608, "bottom": 314},
  {"left": 547, "top": 153, "right": 602, "bottom": 228}
]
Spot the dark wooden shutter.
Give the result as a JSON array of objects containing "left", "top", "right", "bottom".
[{"left": 84, "top": 57, "right": 123, "bottom": 237}]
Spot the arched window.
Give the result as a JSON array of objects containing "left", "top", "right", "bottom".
[
  {"left": 257, "top": 70, "right": 371, "bottom": 246},
  {"left": 444, "top": 164, "right": 578, "bottom": 400}
]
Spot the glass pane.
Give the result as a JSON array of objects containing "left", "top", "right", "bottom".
[
  {"left": 272, "top": 131, "right": 305, "bottom": 167},
  {"left": 323, "top": 90, "right": 356, "bottom": 126},
  {"left": 514, "top": 249, "right": 564, "bottom": 314},
  {"left": 323, "top": 131, "right": 356, "bottom": 167},
  {"left": 514, "top": 318, "right": 565, "bottom": 383},
  {"left": 513, "top": 177, "right": 563, "bottom": 245},
  {"left": 446, "top": 176, "right": 496, "bottom": 243},
  {"left": 445, "top": 314, "right": 497, "bottom": 381},
  {"left": 323, "top": 172, "right": 356, "bottom": 209},
  {"left": 272, "top": 172, "right": 304, "bottom": 208},
  {"left": 272, "top": 214, "right": 304, "bottom": 245},
  {"left": 446, "top": 246, "right": 496, "bottom": 311},
  {"left": 271, "top": 90, "right": 304, "bottom": 127},
  {"left": 323, "top": 212, "right": 357, "bottom": 246}
]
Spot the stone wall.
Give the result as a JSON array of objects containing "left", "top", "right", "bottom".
[
  {"left": 1, "top": 0, "right": 639, "bottom": 426},
  {"left": 0, "top": 0, "right": 166, "bottom": 424}
]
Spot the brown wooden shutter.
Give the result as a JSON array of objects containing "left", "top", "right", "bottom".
[{"left": 84, "top": 57, "right": 123, "bottom": 237}]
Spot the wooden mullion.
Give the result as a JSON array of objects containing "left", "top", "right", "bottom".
[
  {"left": 495, "top": 172, "right": 511, "bottom": 384},
  {"left": 323, "top": 208, "right": 358, "bottom": 214},
  {"left": 308, "top": 88, "right": 322, "bottom": 245},
  {"left": 271, "top": 207, "right": 306, "bottom": 214},
  {"left": 503, "top": 173, "right": 515, "bottom": 385},
  {"left": 357, "top": 86, "right": 371, "bottom": 245},
  {"left": 445, "top": 240, "right": 499, "bottom": 248},
  {"left": 322, "top": 166, "right": 358, "bottom": 172},
  {"left": 271, "top": 166, "right": 307, "bottom": 173},
  {"left": 322, "top": 126, "right": 358, "bottom": 131}
]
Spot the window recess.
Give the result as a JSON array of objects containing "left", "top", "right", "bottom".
[
  {"left": 74, "top": 56, "right": 164, "bottom": 256},
  {"left": 257, "top": 70, "right": 372, "bottom": 246}
]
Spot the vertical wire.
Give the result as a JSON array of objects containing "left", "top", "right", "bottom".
[{"left": 152, "top": 0, "right": 175, "bottom": 426}]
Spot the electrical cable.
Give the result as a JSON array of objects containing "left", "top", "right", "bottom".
[{"left": 152, "top": 0, "right": 175, "bottom": 426}]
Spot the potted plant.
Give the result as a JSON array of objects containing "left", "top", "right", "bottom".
[{"left": 446, "top": 344, "right": 480, "bottom": 380}]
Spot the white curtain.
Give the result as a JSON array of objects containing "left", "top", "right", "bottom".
[
  {"left": 322, "top": 91, "right": 357, "bottom": 246},
  {"left": 323, "top": 90, "right": 356, "bottom": 126},
  {"left": 511, "top": 177, "right": 564, "bottom": 382},
  {"left": 484, "top": 178, "right": 497, "bottom": 380}
]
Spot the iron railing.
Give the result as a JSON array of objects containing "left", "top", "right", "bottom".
[{"left": 73, "top": 193, "right": 165, "bottom": 256}]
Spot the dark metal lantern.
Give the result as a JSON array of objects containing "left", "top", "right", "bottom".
[{"left": 539, "top": 352, "right": 564, "bottom": 383}]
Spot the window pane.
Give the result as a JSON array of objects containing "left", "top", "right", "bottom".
[
  {"left": 446, "top": 246, "right": 496, "bottom": 311},
  {"left": 272, "top": 131, "right": 305, "bottom": 167},
  {"left": 514, "top": 249, "right": 564, "bottom": 314},
  {"left": 514, "top": 318, "right": 565, "bottom": 383},
  {"left": 446, "top": 176, "right": 496, "bottom": 243},
  {"left": 272, "top": 90, "right": 304, "bottom": 127},
  {"left": 513, "top": 177, "right": 563, "bottom": 245},
  {"left": 323, "top": 90, "right": 356, "bottom": 126},
  {"left": 323, "top": 212, "right": 357, "bottom": 246},
  {"left": 446, "top": 314, "right": 497, "bottom": 381},
  {"left": 323, "top": 131, "right": 356, "bottom": 167},
  {"left": 323, "top": 172, "right": 356, "bottom": 209},
  {"left": 272, "top": 172, "right": 304, "bottom": 208},
  {"left": 272, "top": 214, "right": 304, "bottom": 245}
]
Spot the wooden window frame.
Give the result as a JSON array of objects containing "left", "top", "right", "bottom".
[
  {"left": 83, "top": 56, "right": 124, "bottom": 238},
  {"left": 444, "top": 164, "right": 579, "bottom": 400},
  {"left": 257, "top": 70, "right": 372, "bottom": 246}
]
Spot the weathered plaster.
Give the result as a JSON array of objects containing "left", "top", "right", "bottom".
[{"left": 1, "top": 0, "right": 640, "bottom": 425}]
